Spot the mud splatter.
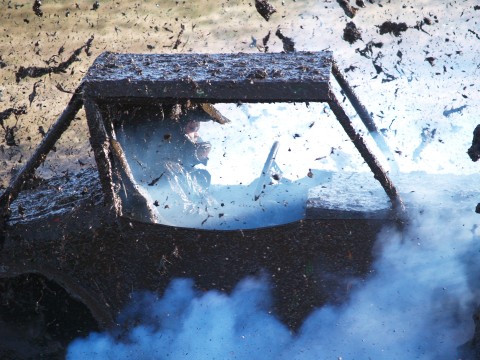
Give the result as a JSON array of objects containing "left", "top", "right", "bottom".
[
  {"left": 371, "top": 53, "right": 397, "bottom": 83},
  {"left": 337, "top": 0, "right": 358, "bottom": 18},
  {"left": 91, "top": 1, "right": 100, "bottom": 11},
  {"left": 425, "top": 56, "right": 436, "bottom": 66},
  {"left": 356, "top": 41, "right": 383, "bottom": 58},
  {"left": 356, "top": 0, "right": 366, "bottom": 8},
  {"left": 1, "top": 106, "right": 26, "bottom": 147},
  {"left": 172, "top": 24, "right": 185, "bottom": 50},
  {"left": 15, "top": 36, "right": 94, "bottom": 83},
  {"left": 0, "top": 106, "right": 27, "bottom": 127},
  {"left": 275, "top": 29, "right": 295, "bottom": 53},
  {"left": 343, "top": 21, "right": 362, "bottom": 44},
  {"left": 262, "top": 31, "right": 271, "bottom": 52},
  {"left": 443, "top": 105, "right": 468, "bottom": 118},
  {"left": 255, "top": 0, "right": 276, "bottom": 22},
  {"left": 468, "top": 29, "right": 480, "bottom": 40},
  {"left": 32, "top": 0, "right": 43, "bottom": 17},
  {"left": 414, "top": 17, "right": 433, "bottom": 35},
  {"left": 468, "top": 124, "right": 480, "bottom": 162},
  {"left": 28, "top": 81, "right": 42, "bottom": 106},
  {"left": 377, "top": 21, "right": 408, "bottom": 37},
  {"left": 344, "top": 65, "right": 358, "bottom": 72}
]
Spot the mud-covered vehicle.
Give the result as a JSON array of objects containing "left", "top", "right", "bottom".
[{"left": 0, "top": 51, "right": 404, "bottom": 358}]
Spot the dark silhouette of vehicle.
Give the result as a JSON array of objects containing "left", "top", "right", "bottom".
[{"left": 0, "top": 51, "right": 404, "bottom": 358}]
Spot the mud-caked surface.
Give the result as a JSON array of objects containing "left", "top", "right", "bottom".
[
  {"left": 7, "top": 167, "right": 103, "bottom": 224},
  {"left": 3, "top": 163, "right": 390, "bottom": 329},
  {"left": 0, "top": 274, "right": 99, "bottom": 360}
]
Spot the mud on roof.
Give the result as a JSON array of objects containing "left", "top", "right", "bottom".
[{"left": 82, "top": 51, "right": 334, "bottom": 103}]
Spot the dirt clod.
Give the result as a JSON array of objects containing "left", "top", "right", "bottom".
[
  {"left": 356, "top": 0, "right": 366, "bottom": 8},
  {"left": 32, "top": 0, "right": 43, "bottom": 17},
  {"left": 468, "top": 124, "right": 480, "bottom": 162},
  {"left": 343, "top": 22, "right": 362, "bottom": 44},
  {"left": 425, "top": 56, "right": 435, "bottom": 66},
  {"left": 337, "top": 0, "right": 358, "bottom": 18},
  {"left": 255, "top": 0, "right": 277, "bottom": 21},
  {"left": 378, "top": 21, "right": 408, "bottom": 37}
]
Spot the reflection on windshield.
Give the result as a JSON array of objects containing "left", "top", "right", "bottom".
[{"left": 113, "top": 102, "right": 378, "bottom": 229}]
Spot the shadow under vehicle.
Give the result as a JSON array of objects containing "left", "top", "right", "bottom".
[{"left": 0, "top": 51, "right": 406, "bottom": 357}]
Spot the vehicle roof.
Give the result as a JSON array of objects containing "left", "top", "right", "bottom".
[{"left": 81, "top": 51, "right": 333, "bottom": 103}]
